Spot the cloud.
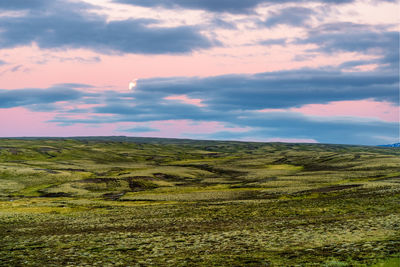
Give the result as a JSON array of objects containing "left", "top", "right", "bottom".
[
  {"left": 38, "top": 66, "right": 397, "bottom": 145},
  {"left": 9, "top": 65, "right": 23, "bottom": 72},
  {"left": 264, "top": 7, "right": 316, "bottom": 28},
  {"left": 298, "top": 22, "right": 399, "bottom": 69},
  {"left": 0, "top": 64, "right": 30, "bottom": 76},
  {"left": 41, "top": 67, "right": 396, "bottom": 134},
  {"left": 258, "top": 38, "right": 287, "bottom": 46},
  {"left": 57, "top": 56, "right": 101, "bottom": 64},
  {"left": 209, "top": 17, "right": 237, "bottom": 30},
  {"left": 114, "top": 0, "right": 268, "bottom": 14},
  {"left": 0, "top": 1, "right": 214, "bottom": 54},
  {"left": 132, "top": 68, "right": 398, "bottom": 111},
  {"left": 0, "top": 85, "right": 85, "bottom": 108},
  {"left": 51, "top": 108, "right": 399, "bottom": 145},
  {"left": 303, "top": 23, "right": 397, "bottom": 53},
  {"left": 200, "top": 112, "right": 398, "bottom": 145},
  {"left": 114, "top": 0, "right": 358, "bottom": 14},
  {"left": 5, "top": 65, "right": 396, "bottom": 124},
  {"left": 0, "top": 0, "right": 49, "bottom": 10}
]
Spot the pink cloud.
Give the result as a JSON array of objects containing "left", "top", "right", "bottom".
[
  {"left": 164, "top": 95, "right": 206, "bottom": 107},
  {"left": 342, "top": 64, "right": 380, "bottom": 72}
]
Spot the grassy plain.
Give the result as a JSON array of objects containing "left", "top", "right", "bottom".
[{"left": 0, "top": 137, "right": 399, "bottom": 266}]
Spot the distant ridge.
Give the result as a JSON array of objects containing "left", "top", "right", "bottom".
[
  {"left": 379, "top": 143, "right": 400, "bottom": 148},
  {"left": 0, "top": 136, "right": 385, "bottom": 147}
]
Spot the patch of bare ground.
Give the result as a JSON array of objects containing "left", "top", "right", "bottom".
[
  {"left": 75, "top": 178, "right": 119, "bottom": 184},
  {"left": 299, "top": 184, "right": 362, "bottom": 193}
]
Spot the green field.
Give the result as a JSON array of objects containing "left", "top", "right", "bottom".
[{"left": 0, "top": 137, "right": 399, "bottom": 266}]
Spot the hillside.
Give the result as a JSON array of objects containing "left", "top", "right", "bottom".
[{"left": 0, "top": 138, "right": 399, "bottom": 266}]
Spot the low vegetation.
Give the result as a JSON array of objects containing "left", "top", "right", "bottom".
[{"left": 0, "top": 137, "right": 399, "bottom": 266}]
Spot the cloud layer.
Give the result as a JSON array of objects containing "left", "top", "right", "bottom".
[
  {"left": 114, "top": 0, "right": 373, "bottom": 13},
  {"left": 0, "top": 85, "right": 84, "bottom": 108},
  {"left": 0, "top": 1, "right": 213, "bottom": 54},
  {"left": 9, "top": 67, "right": 391, "bottom": 145}
]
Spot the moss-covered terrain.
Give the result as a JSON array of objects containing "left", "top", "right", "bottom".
[{"left": 0, "top": 137, "right": 399, "bottom": 266}]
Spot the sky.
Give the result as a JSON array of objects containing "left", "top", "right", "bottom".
[{"left": 0, "top": 0, "right": 399, "bottom": 145}]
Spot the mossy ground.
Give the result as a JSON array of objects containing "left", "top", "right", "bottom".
[{"left": 0, "top": 137, "right": 399, "bottom": 266}]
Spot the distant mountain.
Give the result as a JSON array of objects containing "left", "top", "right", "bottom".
[{"left": 379, "top": 143, "right": 400, "bottom": 147}]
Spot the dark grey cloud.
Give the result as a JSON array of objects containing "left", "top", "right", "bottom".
[
  {"left": 131, "top": 69, "right": 398, "bottom": 111},
  {"left": 3, "top": 0, "right": 395, "bottom": 13},
  {"left": 264, "top": 7, "right": 315, "bottom": 27},
  {"left": 0, "top": 1, "right": 214, "bottom": 54},
  {"left": 303, "top": 23, "right": 398, "bottom": 53},
  {"left": 209, "top": 17, "right": 237, "bottom": 30},
  {"left": 114, "top": 0, "right": 357, "bottom": 14},
  {"left": 0, "top": 0, "right": 49, "bottom": 10},
  {"left": 115, "top": 0, "right": 268, "bottom": 14},
  {"left": 0, "top": 85, "right": 85, "bottom": 108},
  {"left": 299, "top": 23, "right": 399, "bottom": 69}
]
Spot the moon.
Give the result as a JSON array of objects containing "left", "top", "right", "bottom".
[{"left": 129, "top": 79, "right": 137, "bottom": 90}]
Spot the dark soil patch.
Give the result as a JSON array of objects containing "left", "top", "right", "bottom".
[
  {"left": 153, "top": 173, "right": 180, "bottom": 180},
  {"left": 119, "top": 199, "right": 157, "bottom": 202},
  {"left": 40, "top": 192, "right": 72, "bottom": 197},
  {"left": 243, "top": 177, "right": 278, "bottom": 183},
  {"left": 302, "top": 164, "right": 354, "bottom": 171},
  {"left": 178, "top": 164, "right": 247, "bottom": 177},
  {"left": 56, "top": 168, "right": 87, "bottom": 172},
  {"left": 38, "top": 147, "right": 61, "bottom": 153},
  {"left": 34, "top": 168, "right": 59, "bottom": 174},
  {"left": 299, "top": 184, "right": 362, "bottom": 194},
  {"left": 126, "top": 176, "right": 155, "bottom": 180},
  {"left": 0, "top": 146, "right": 16, "bottom": 150},
  {"left": 124, "top": 177, "right": 157, "bottom": 191},
  {"left": 8, "top": 148, "right": 19, "bottom": 155},
  {"left": 376, "top": 176, "right": 400, "bottom": 183},
  {"left": 153, "top": 173, "right": 198, "bottom": 186},
  {"left": 316, "top": 154, "right": 339, "bottom": 163},
  {"left": 102, "top": 192, "right": 126, "bottom": 200},
  {"left": 273, "top": 157, "right": 288, "bottom": 164},
  {"left": 76, "top": 178, "right": 118, "bottom": 184}
]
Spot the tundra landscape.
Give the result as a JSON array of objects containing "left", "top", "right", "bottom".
[
  {"left": 0, "top": 137, "right": 399, "bottom": 266},
  {"left": 1, "top": 0, "right": 399, "bottom": 265}
]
